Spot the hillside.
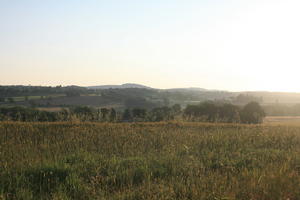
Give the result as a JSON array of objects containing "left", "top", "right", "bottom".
[
  {"left": 0, "top": 85, "right": 233, "bottom": 109},
  {"left": 87, "top": 83, "right": 152, "bottom": 89},
  {"left": 2, "top": 85, "right": 300, "bottom": 115}
]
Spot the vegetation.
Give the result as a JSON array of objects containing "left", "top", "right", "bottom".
[
  {"left": 240, "top": 102, "right": 266, "bottom": 124},
  {"left": 0, "top": 85, "right": 88, "bottom": 98},
  {"left": 3, "top": 86, "right": 300, "bottom": 116},
  {"left": 1, "top": 122, "right": 300, "bottom": 199},
  {"left": 0, "top": 86, "right": 233, "bottom": 108},
  {"left": 263, "top": 104, "right": 300, "bottom": 116},
  {"left": 184, "top": 101, "right": 264, "bottom": 124},
  {"left": 0, "top": 101, "right": 265, "bottom": 124}
]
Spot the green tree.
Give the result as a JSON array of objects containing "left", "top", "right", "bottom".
[
  {"left": 149, "top": 107, "right": 172, "bottom": 122},
  {"left": 122, "top": 109, "right": 132, "bottom": 122},
  {"left": 72, "top": 106, "right": 93, "bottom": 121},
  {"left": 219, "top": 104, "right": 240, "bottom": 123},
  {"left": 240, "top": 102, "right": 265, "bottom": 124},
  {"left": 100, "top": 108, "right": 110, "bottom": 121},
  {"left": 184, "top": 101, "right": 219, "bottom": 122},
  {"left": 171, "top": 104, "right": 181, "bottom": 114},
  {"left": 109, "top": 108, "right": 117, "bottom": 122},
  {"left": 132, "top": 108, "right": 147, "bottom": 121}
]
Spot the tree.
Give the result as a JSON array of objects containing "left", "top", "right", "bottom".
[
  {"left": 219, "top": 104, "right": 240, "bottom": 123},
  {"left": 171, "top": 104, "right": 182, "bottom": 120},
  {"left": 149, "top": 106, "right": 172, "bottom": 122},
  {"left": 100, "top": 108, "right": 110, "bottom": 121},
  {"left": 132, "top": 108, "right": 147, "bottom": 121},
  {"left": 72, "top": 106, "right": 93, "bottom": 121},
  {"left": 172, "top": 104, "right": 181, "bottom": 114},
  {"left": 184, "top": 105, "right": 201, "bottom": 121},
  {"left": 122, "top": 109, "right": 132, "bottom": 122},
  {"left": 198, "top": 101, "right": 219, "bottom": 122},
  {"left": 184, "top": 101, "right": 219, "bottom": 122},
  {"left": 73, "top": 106, "right": 92, "bottom": 114},
  {"left": 57, "top": 109, "right": 70, "bottom": 121},
  {"left": 240, "top": 102, "right": 265, "bottom": 124},
  {"left": 109, "top": 108, "right": 117, "bottom": 122}
]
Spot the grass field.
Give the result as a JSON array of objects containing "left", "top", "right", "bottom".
[
  {"left": 264, "top": 116, "right": 300, "bottom": 126},
  {"left": 1, "top": 122, "right": 300, "bottom": 199}
]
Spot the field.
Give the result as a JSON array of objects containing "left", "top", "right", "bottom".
[
  {"left": 264, "top": 116, "right": 300, "bottom": 126},
  {"left": 1, "top": 122, "right": 300, "bottom": 199}
]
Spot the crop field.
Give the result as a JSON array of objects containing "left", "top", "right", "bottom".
[
  {"left": 264, "top": 116, "right": 300, "bottom": 126},
  {"left": 1, "top": 122, "right": 300, "bottom": 199}
]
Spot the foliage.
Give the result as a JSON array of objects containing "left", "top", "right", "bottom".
[
  {"left": 0, "top": 85, "right": 88, "bottom": 98},
  {"left": 184, "top": 101, "right": 241, "bottom": 123},
  {"left": 240, "top": 102, "right": 266, "bottom": 124},
  {"left": 184, "top": 101, "right": 264, "bottom": 124},
  {"left": 263, "top": 103, "right": 300, "bottom": 116},
  {"left": 122, "top": 109, "right": 133, "bottom": 122},
  {"left": 0, "top": 101, "right": 265, "bottom": 124},
  {"left": 109, "top": 108, "right": 117, "bottom": 122},
  {"left": 233, "top": 94, "right": 263, "bottom": 104}
]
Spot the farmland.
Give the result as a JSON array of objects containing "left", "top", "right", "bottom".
[{"left": 1, "top": 122, "right": 300, "bottom": 199}]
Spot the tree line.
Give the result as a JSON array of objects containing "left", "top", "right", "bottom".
[
  {"left": 0, "top": 85, "right": 89, "bottom": 98},
  {"left": 0, "top": 101, "right": 265, "bottom": 124},
  {"left": 184, "top": 101, "right": 265, "bottom": 124}
]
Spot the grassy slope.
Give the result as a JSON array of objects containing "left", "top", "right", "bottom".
[{"left": 1, "top": 122, "right": 300, "bottom": 199}]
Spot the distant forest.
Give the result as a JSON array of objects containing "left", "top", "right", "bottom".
[
  {"left": 1, "top": 85, "right": 300, "bottom": 116},
  {"left": 0, "top": 101, "right": 265, "bottom": 124}
]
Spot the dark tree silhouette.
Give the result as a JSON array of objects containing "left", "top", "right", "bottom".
[
  {"left": 132, "top": 108, "right": 147, "bottom": 121},
  {"left": 100, "top": 108, "right": 110, "bottom": 121},
  {"left": 240, "top": 102, "right": 265, "bottom": 124},
  {"left": 109, "top": 108, "right": 117, "bottom": 122},
  {"left": 122, "top": 109, "right": 133, "bottom": 122}
]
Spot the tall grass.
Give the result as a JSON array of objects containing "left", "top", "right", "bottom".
[{"left": 1, "top": 122, "right": 300, "bottom": 199}]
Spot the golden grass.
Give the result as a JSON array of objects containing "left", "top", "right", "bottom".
[{"left": 1, "top": 122, "right": 300, "bottom": 199}]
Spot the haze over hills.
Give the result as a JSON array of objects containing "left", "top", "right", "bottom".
[
  {"left": 2, "top": 84, "right": 300, "bottom": 115},
  {"left": 87, "top": 83, "right": 152, "bottom": 90},
  {"left": 87, "top": 83, "right": 216, "bottom": 92}
]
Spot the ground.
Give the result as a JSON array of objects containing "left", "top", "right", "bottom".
[{"left": 1, "top": 122, "right": 300, "bottom": 199}]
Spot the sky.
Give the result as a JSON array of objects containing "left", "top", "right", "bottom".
[{"left": 1, "top": 0, "right": 300, "bottom": 92}]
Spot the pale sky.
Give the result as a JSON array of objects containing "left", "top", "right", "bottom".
[{"left": 1, "top": 0, "right": 300, "bottom": 91}]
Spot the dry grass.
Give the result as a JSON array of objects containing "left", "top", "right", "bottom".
[
  {"left": 1, "top": 122, "right": 300, "bottom": 199},
  {"left": 264, "top": 116, "right": 300, "bottom": 126}
]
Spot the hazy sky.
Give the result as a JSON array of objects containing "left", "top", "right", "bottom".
[{"left": 1, "top": 0, "right": 300, "bottom": 91}]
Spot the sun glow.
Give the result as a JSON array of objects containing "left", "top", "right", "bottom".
[{"left": 0, "top": 0, "right": 300, "bottom": 91}]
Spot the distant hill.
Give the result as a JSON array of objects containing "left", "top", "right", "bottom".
[
  {"left": 165, "top": 88, "right": 208, "bottom": 92},
  {"left": 87, "top": 84, "right": 220, "bottom": 92},
  {"left": 87, "top": 83, "right": 152, "bottom": 90},
  {"left": 236, "top": 91, "right": 300, "bottom": 105},
  {"left": 3, "top": 84, "right": 300, "bottom": 113}
]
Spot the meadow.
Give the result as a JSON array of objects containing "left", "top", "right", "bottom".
[{"left": 1, "top": 122, "right": 300, "bottom": 199}]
